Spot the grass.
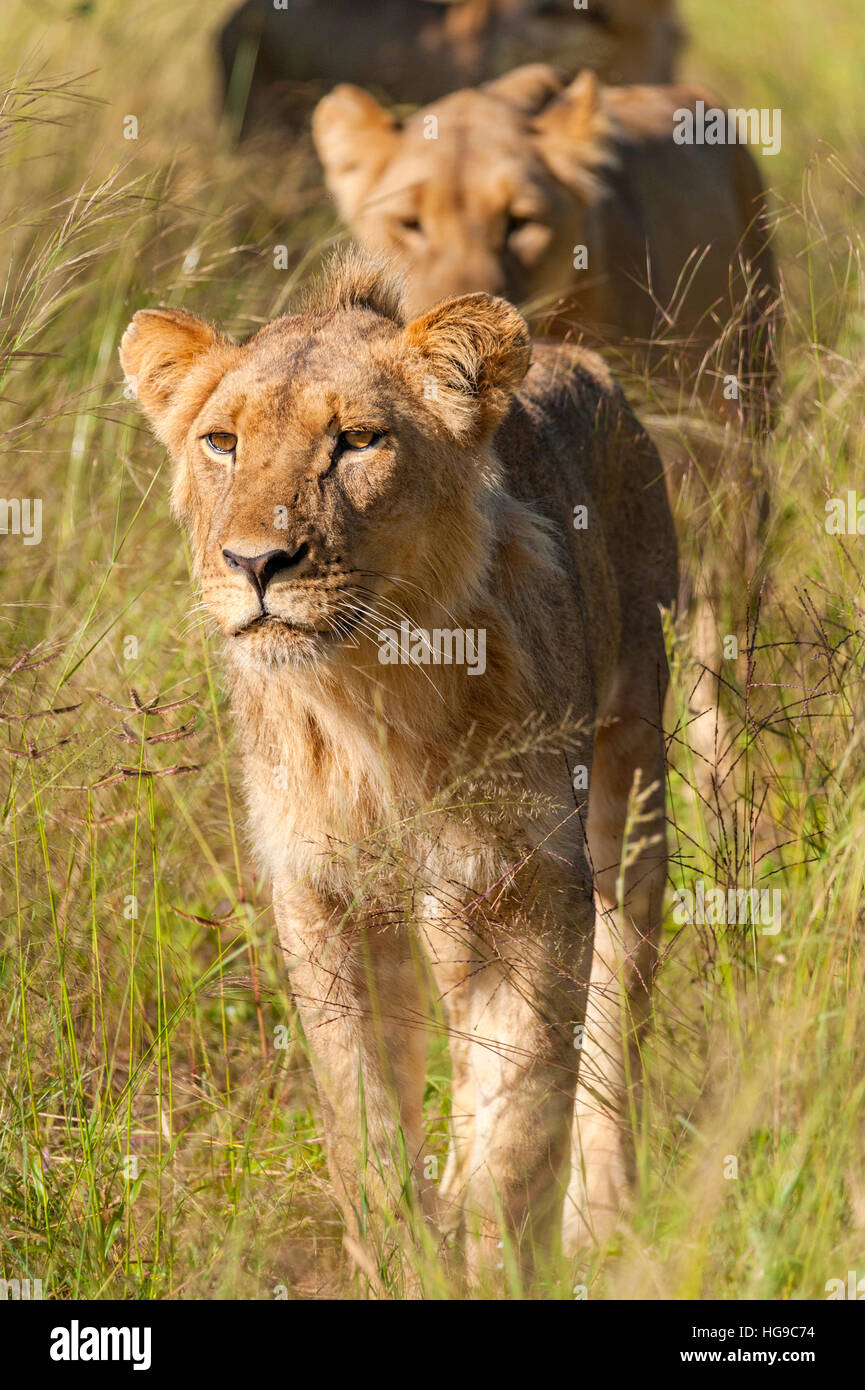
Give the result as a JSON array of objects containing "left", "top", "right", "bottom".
[{"left": 1, "top": 0, "right": 865, "bottom": 1299}]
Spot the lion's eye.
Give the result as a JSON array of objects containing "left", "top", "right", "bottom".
[
  {"left": 506, "top": 213, "right": 531, "bottom": 239},
  {"left": 399, "top": 217, "right": 422, "bottom": 235},
  {"left": 339, "top": 429, "right": 380, "bottom": 451},
  {"left": 505, "top": 213, "right": 551, "bottom": 264},
  {"left": 204, "top": 431, "right": 237, "bottom": 455}
]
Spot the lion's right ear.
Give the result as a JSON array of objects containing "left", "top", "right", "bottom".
[
  {"left": 119, "top": 308, "right": 233, "bottom": 452},
  {"left": 313, "top": 85, "right": 399, "bottom": 220},
  {"left": 405, "top": 293, "right": 531, "bottom": 443}
]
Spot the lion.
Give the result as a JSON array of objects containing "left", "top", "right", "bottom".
[
  {"left": 220, "top": 0, "right": 683, "bottom": 136},
  {"left": 313, "top": 64, "right": 779, "bottom": 425},
  {"left": 119, "top": 250, "right": 677, "bottom": 1274}
]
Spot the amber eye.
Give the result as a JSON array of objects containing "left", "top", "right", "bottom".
[
  {"left": 339, "top": 428, "right": 380, "bottom": 451},
  {"left": 204, "top": 430, "right": 237, "bottom": 455}
]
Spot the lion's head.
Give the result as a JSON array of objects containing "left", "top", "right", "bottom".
[
  {"left": 119, "top": 253, "right": 531, "bottom": 674},
  {"left": 313, "top": 65, "right": 619, "bottom": 319}
]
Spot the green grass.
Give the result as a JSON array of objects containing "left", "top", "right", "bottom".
[{"left": 2, "top": 0, "right": 865, "bottom": 1299}]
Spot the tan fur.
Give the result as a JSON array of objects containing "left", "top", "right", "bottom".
[
  {"left": 314, "top": 65, "right": 779, "bottom": 424},
  {"left": 120, "top": 251, "right": 677, "bottom": 1271}
]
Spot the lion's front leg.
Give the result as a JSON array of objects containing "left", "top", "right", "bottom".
[
  {"left": 271, "top": 879, "right": 433, "bottom": 1262},
  {"left": 563, "top": 705, "right": 668, "bottom": 1254},
  {"left": 427, "top": 869, "right": 595, "bottom": 1278}
]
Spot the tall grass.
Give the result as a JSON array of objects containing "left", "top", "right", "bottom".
[{"left": 1, "top": 0, "right": 864, "bottom": 1299}]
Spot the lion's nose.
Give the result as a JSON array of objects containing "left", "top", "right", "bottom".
[{"left": 222, "top": 543, "right": 309, "bottom": 597}]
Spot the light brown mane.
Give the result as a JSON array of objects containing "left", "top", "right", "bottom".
[{"left": 299, "top": 246, "right": 406, "bottom": 324}]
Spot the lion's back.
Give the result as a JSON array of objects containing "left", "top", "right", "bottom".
[{"left": 496, "top": 341, "right": 677, "bottom": 700}]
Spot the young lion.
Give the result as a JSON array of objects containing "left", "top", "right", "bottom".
[
  {"left": 119, "top": 252, "right": 677, "bottom": 1273},
  {"left": 314, "top": 64, "right": 778, "bottom": 425}
]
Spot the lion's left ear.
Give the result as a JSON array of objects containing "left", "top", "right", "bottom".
[
  {"left": 482, "top": 63, "right": 564, "bottom": 115},
  {"left": 405, "top": 294, "right": 531, "bottom": 442},
  {"left": 119, "top": 308, "right": 235, "bottom": 452},
  {"left": 532, "top": 69, "right": 618, "bottom": 198}
]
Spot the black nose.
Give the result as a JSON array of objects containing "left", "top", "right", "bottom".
[{"left": 222, "top": 543, "right": 309, "bottom": 597}]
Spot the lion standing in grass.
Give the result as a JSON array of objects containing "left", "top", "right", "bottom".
[
  {"left": 314, "top": 64, "right": 778, "bottom": 427},
  {"left": 120, "top": 253, "right": 676, "bottom": 1274}
]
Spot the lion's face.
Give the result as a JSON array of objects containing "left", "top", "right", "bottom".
[
  {"left": 119, "top": 262, "right": 531, "bottom": 671},
  {"left": 153, "top": 317, "right": 445, "bottom": 672},
  {"left": 313, "top": 67, "right": 615, "bottom": 319}
]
